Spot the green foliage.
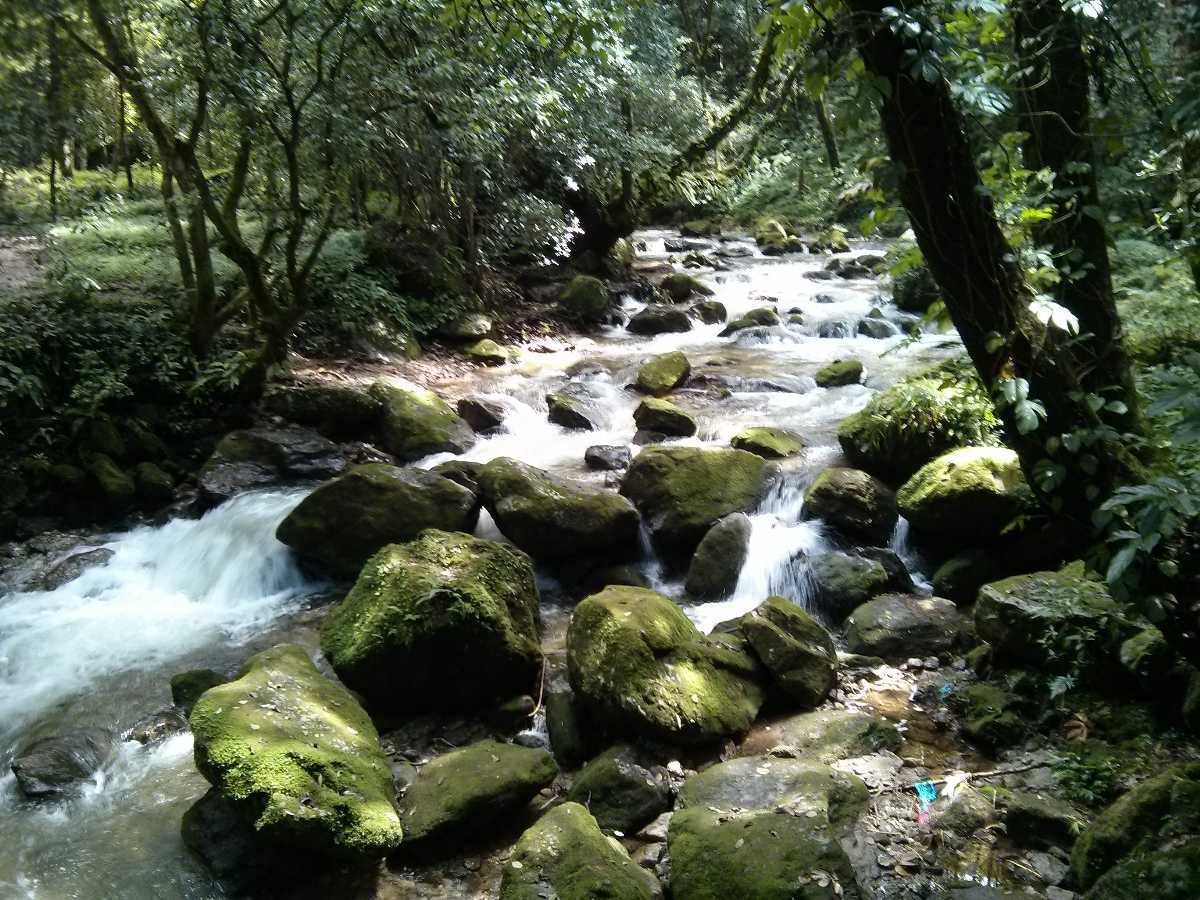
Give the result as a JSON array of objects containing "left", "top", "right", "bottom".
[
  {"left": 1054, "top": 749, "right": 1125, "bottom": 807},
  {"left": 0, "top": 166, "right": 161, "bottom": 227}
]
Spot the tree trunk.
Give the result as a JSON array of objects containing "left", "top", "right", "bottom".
[
  {"left": 814, "top": 99, "right": 841, "bottom": 172},
  {"left": 47, "top": 21, "right": 68, "bottom": 197},
  {"left": 845, "top": 0, "right": 1141, "bottom": 541}
]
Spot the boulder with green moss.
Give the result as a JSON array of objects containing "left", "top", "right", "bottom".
[
  {"left": 719, "top": 306, "right": 780, "bottom": 336},
  {"left": 804, "top": 467, "right": 897, "bottom": 544},
  {"left": 636, "top": 351, "right": 691, "bottom": 396},
  {"left": 677, "top": 754, "right": 867, "bottom": 820},
  {"left": 1072, "top": 762, "right": 1200, "bottom": 891},
  {"left": 806, "top": 551, "right": 892, "bottom": 622},
  {"left": 86, "top": 453, "right": 136, "bottom": 509},
  {"left": 565, "top": 744, "right": 670, "bottom": 834},
  {"left": 960, "top": 682, "right": 1025, "bottom": 752},
  {"left": 479, "top": 457, "right": 640, "bottom": 563},
  {"left": 754, "top": 219, "right": 802, "bottom": 255},
  {"left": 738, "top": 707, "right": 902, "bottom": 761},
  {"left": 620, "top": 446, "right": 772, "bottom": 556},
  {"left": 188, "top": 644, "right": 403, "bottom": 860},
  {"left": 815, "top": 358, "right": 863, "bottom": 388},
  {"left": 731, "top": 427, "right": 805, "bottom": 460},
  {"left": 1085, "top": 840, "right": 1200, "bottom": 900},
  {"left": 660, "top": 272, "right": 714, "bottom": 302},
  {"left": 567, "top": 586, "right": 766, "bottom": 744},
  {"left": 398, "top": 739, "right": 557, "bottom": 847},
  {"left": 464, "top": 339, "right": 512, "bottom": 365},
  {"left": 134, "top": 461, "right": 175, "bottom": 503},
  {"left": 558, "top": 275, "right": 611, "bottom": 322},
  {"left": 369, "top": 381, "right": 475, "bottom": 463},
  {"left": 171, "top": 669, "right": 226, "bottom": 714},
  {"left": 277, "top": 464, "right": 479, "bottom": 577},
  {"left": 837, "top": 360, "right": 1000, "bottom": 482},
  {"left": 262, "top": 382, "right": 382, "bottom": 438},
  {"left": 628, "top": 306, "right": 693, "bottom": 335},
  {"left": 500, "top": 802, "right": 656, "bottom": 900},
  {"left": 738, "top": 596, "right": 838, "bottom": 708},
  {"left": 891, "top": 265, "right": 940, "bottom": 313},
  {"left": 320, "top": 530, "right": 541, "bottom": 710},
  {"left": 680, "top": 219, "right": 721, "bottom": 237},
  {"left": 633, "top": 397, "right": 697, "bottom": 437},
  {"left": 845, "top": 593, "right": 962, "bottom": 659},
  {"left": 690, "top": 299, "right": 727, "bottom": 324},
  {"left": 897, "top": 446, "right": 1032, "bottom": 548},
  {"left": 685, "top": 513, "right": 751, "bottom": 599}
]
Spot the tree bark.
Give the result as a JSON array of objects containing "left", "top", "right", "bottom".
[{"left": 814, "top": 98, "right": 841, "bottom": 172}]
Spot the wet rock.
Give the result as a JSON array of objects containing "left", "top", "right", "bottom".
[
  {"left": 566, "top": 744, "right": 670, "bottom": 834},
  {"left": 960, "top": 682, "right": 1025, "bottom": 752},
  {"left": 199, "top": 425, "right": 347, "bottom": 505},
  {"left": 719, "top": 306, "right": 780, "bottom": 335},
  {"left": 86, "top": 453, "right": 137, "bottom": 509},
  {"left": 755, "top": 218, "right": 799, "bottom": 255},
  {"left": 826, "top": 256, "right": 872, "bottom": 278},
  {"left": 479, "top": 457, "right": 640, "bottom": 563},
  {"left": 636, "top": 351, "right": 691, "bottom": 396},
  {"left": 857, "top": 316, "right": 899, "bottom": 339},
  {"left": 628, "top": 306, "right": 693, "bottom": 335},
  {"left": 677, "top": 753, "right": 867, "bottom": 818},
  {"left": 815, "top": 357, "right": 863, "bottom": 387},
  {"left": 261, "top": 382, "right": 382, "bottom": 438},
  {"left": 170, "top": 668, "right": 226, "bottom": 713},
  {"left": 855, "top": 547, "right": 915, "bottom": 593},
  {"left": 892, "top": 265, "right": 940, "bottom": 313},
  {"left": 933, "top": 548, "right": 1008, "bottom": 605},
  {"left": 1086, "top": 839, "right": 1200, "bottom": 900},
  {"left": 1005, "top": 791, "right": 1084, "bottom": 849},
  {"left": 897, "top": 447, "right": 1033, "bottom": 550},
  {"left": 370, "top": 381, "right": 476, "bottom": 463},
  {"left": 806, "top": 551, "right": 891, "bottom": 622},
  {"left": 690, "top": 299, "right": 728, "bottom": 324},
  {"left": 27, "top": 547, "right": 113, "bottom": 591},
  {"left": 739, "top": 708, "right": 902, "bottom": 762},
  {"left": 661, "top": 272, "right": 715, "bottom": 301},
  {"left": 435, "top": 312, "right": 493, "bottom": 341},
  {"left": 559, "top": 275, "right": 611, "bottom": 322},
  {"left": 633, "top": 429, "right": 668, "bottom": 446},
  {"left": 457, "top": 396, "right": 507, "bottom": 433},
  {"left": 567, "top": 586, "right": 765, "bottom": 745},
  {"left": 546, "top": 688, "right": 593, "bottom": 768},
  {"left": 398, "top": 739, "right": 557, "bottom": 848},
  {"left": 127, "top": 708, "right": 187, "bottom": 744},
  {"left": 730, "top": 426, "right": 805, "bottom": 459},
  {"left": 11, "top": 728, "right": 113, "bottom": 799},
  {"left": 939, "top": 785, "right": 998, "bottom": 836},
  {"left": 804, "top": 467, "right": 897, "bottom": 544},
  {"left": 665, "top": 238, "right": 709, "bottom": 253},
  {"left": 276, "top": 464, "right": 479, "bottom": 577},
  {"left": 585, "top": 445, "right": 632, "bottom": 471},
  {"left": 463, "top": 338, "right": 512, "bottom": 365},
  {"left": 134, "top": 461, "right": 175, "bottom": 503},
  {"left": 431, "top": 459, "right": 485, "bottom": 496},
  {"left": 620, "top": 446, "right": 772, "bottom": 556},
  {"left": 817, "top": 318, "right": 852, "bottom": 337},
  {"left": 814, "top": 293, "right": 837, "bottom": 303},
  {"left": 685, "top": 513, "right": 751, "bottom": 600},
  {"left": 681, "top": 219, "right": 721, "bottom": 238},
  {"left": 633, "top": 398, "right": 697, "bottom": 437},
  {"left": 190, "top": 644, "right": 403, "bottom": 860},
  {"left": 320, "top": 531, "right": 541, "bottom": 711},
  {"left": 181, "top": 787, "right": 268, "bottom": 893},
  {"left": 500, "top": 802, "right": 657, "bottom": 900},
  {"left": 845, "top": 593, "right": 962, "bottom": 659},
  {"left": 738, "top": 596, "right": 838, "bottom": 708}
]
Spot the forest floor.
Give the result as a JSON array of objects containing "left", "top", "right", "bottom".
[{"left": 0, "top": 233, "right": 44, "bottom": 292}]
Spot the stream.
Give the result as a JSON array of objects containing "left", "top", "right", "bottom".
[{"left": 0, "top": 229, "right": 961, "bottom": 898}]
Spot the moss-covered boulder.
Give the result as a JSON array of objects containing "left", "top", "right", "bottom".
[
  {"left": 565, "top": 745, "right": 670, "bottom": 834},
  {"left": 636, "top": 351, "right": 691, "bottom": 396},
  {"left": 719, "top": 306, "right": 780, "bottom": 336},
  {"left": 739, "top": 708, "right": 902, "bottom": 761},
  {"left": 975, "top": 570, "right": 1118, "bottom": 666},
  {"left": 633, "top": 397, "right": 697, "bottom": 437},
  {"left": 680, "top": 219, "right": 721, "bottom": 237},
  {"left": 738, "top": 596, "right": 838, "bottom": 708},
  {"left": 815, "top": 358, "right": 863, "bottom": 388},
  {"left": 546, "top": 688, "right": 593, "bottom": 768},
  {"left": 627, "top": 306, "right": 693, "bottom": 335},
  {"left": 478, "top": 458, "right": 640, "bottom": 563},
  {"left": 1072, "top": 763, "right": 1200, "bottom": 890},
  {"left": 464, "top": 338, "right": 512, "bottom": 365},
  {"left": 320, "top": 530, "right": 541, "bottom": 710},
  {"left": 837, "top": 360, "right": 1000, "bottom": 483},
  {"left": 500, "top": 802, "right": 656, "bottom": 900},
  {"left": 932, "top": 548, "right": 1009, "bottom": 605},
  {"left": 731, "top": 427, "right": 805, "bottom": 460},
  {"left": 660, "top": 272, "right": 714, "bottom": 302},
  {"left": 677, "top": 754, "right": 867, "bottom": 820},
  {"left": 754, "top": 219, "right": 802, "bottom": 255},
  {"left": 559, "top": 275, "right": 611, "bottom": 322},
  {"left": 691, "top": 299, "right": 728, "bottom": 324},
  {"left": 567, "top": 586, "right": 766, "bottom": 745},
  {"left": 1085, "top": 840, "right": 1200, "bottom": 900},
  {"left": 845, "top": 593, "right": 962, "bottom": 659},
  {"left": 546, "top": 384, "right": 604, "bottom": 431},
  {"left": 134, "top": 461, "right": 175, "bottom": 503},
  {"left": 86, "top": 453, "right": 136, "bottom": 508},
  {"left": 276, "top": 464, "right": 479, "bottom": 577},
  {"left": 804, "top": 467, "right": 897, "bottom": 544},
  {"left": 398, "top": 739, "right": 557, "bottom": 847},
  {"left": 188, "top": 644, "right": 402, "bottom": 860},
  {"left": 892, "top": 265, "right": 940, "bottom": 313},
  {"left": 897, "top": 447, "right": 1032, "bottom": 548},
  {"left": 369, "top": 381, "right": 475, "bottom": 463},
  {"left": 620, "top": 446, "right": 772, "bottom": 556},
  {"left": 960, "top": 682, "right": 1025, "bottom": 752},
  {"left": 685, "top": 513, "right": 751, "bottom": 599},
  {"left": 262, "top": 382, "right": 382, "bottom": 438},
  {"left": 806, "top": 551, "right": 891, "bottom": 622},
  {"left": 171, "top": 669, "right": 226, "bottom": 714},
  {"left": 435, "top": 312, "right": 493, "bottom": 341}
]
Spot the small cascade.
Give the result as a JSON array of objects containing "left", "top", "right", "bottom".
[{"left": 891, "top": 516, "right": 933, "bottom": 593}]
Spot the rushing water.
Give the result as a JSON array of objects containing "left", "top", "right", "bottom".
[{"left": 0, "top": 228, "right": 961, "bottom": 897}]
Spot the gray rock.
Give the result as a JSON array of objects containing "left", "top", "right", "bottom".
[
  {"left": 566, "top": 744, "right": 670, "bottom": 834},
  {"left": 845, "top": 593, "right": 962, "bottom": 659},
  {"left": 804, "top": 467, "right": 898, "bottom": 544},
  {"left": 457, "top": 396, "right": 507, "bottom": 433},
  {"left": 27, "top": 547, "right": 114, "bottom": 591},
  {"left": 585, "top": 445, "right": 632, "bottom": 471},
  {"left": 685, "top": 513, "right": 751, "bottom": 600},
  {"left": 627, "top": 307, "right": 693, "bottom": 335},
  {"left": 806, "top": 551, "right": 892, "bottom": 622},
  {"left": 12, "top": 728, "right": 113, "bottom": 798},
  {"left": 198, "top": 425, "right": 346, "bottom": 505}
]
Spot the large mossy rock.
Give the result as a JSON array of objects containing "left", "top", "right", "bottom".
[
  {"left": 559, "top": 275, "right": 611, "bottom": 322},
  {"left": 262, "top": 382, "right": 382, "bottom": 438},
  {"left": 815, "top": 358, "right": 863, "bottom": 388},
  {"left": 804, "top": 467, "right": 897, "bottom": 544},
  {"left": 620, "top": 446, "right": 772, "bottom": 557},
  {"left": 369, "top": 381, "right": 475, "bottom": 463},
  {"left": 500, "top": 802, "right": 657, "bottom": 900},
  {"left": 739, "top": 708, "right": 902, "bottom": 761},
  {"left": 320, "top": 530, "right": 541, "bottom": 711},
  {"left": 660, "top": 272, "right": 714, "bottom": 302},
  {"left": 806, "top": 551, "right": 891, "bottom": 623},
  {"left": 636, "top": 351, "right": 691, "bottom": 396},
  {"left": 685, "top": 513, "right": 752, "bottom": 599},
  {"left": 565, "top": 745, "right": 671, "bottom": 834},
  {"left": 188, "top": 644, "right": 403, "bottom": 860},
  {"left": 1085, "top": 840, "right": 1200, "bottom": 900},
  {"left": 628, "top": 306, "right": 693, "bottom": 335},
  {"left": 836, "top": 360, "right": 999, "bottom": 483},
  {"left": 731, "top": 427, "right": 805, "bottom": 460},
  {"left": 1072, "top": 763, "right": 1200, "bottom": 891},
  {"left": 738, "top": 597, "right": 838, "bottom": 708},
  {"left": 478, "top": 457, "right": 640, "bottom": 563},
  {"left": 975, "top": 570, "right": 1118, "bottom": 666},
  {"left": 276, "top": 464, "right": 479, "bottom": 577},
  {"left": 633, "top": 397, "right": 697, "bottom": 437},
  {"left": 398, "top": 739, "right": 557, "bottom": 847},
  {"left": 567, "top": 586, "right": 765, "bottom": 745},
  {"left": 892, "top": 265, "right": 940, "bottom": 313},
  {"left": 546, "top": 383, "right": 605, "bottom": 431},
  {"left": 960, "top": 682, "right": 1025, "bottom": 752},
  {"left": 845, "top": 593, "right": 962, "bottom": 659},
  {"left": 669, "top": 756, "right": 866, "bottom": 900},
  {"left": 897, "top": 446, "right": 1032, "bottom": 549}
]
